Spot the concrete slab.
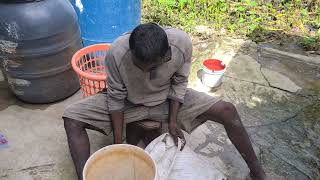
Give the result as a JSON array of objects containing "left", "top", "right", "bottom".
[
  {"left": 0, "top": 78, "right": 112, "bottom": 180},
  {"left": 261, "top": 68, "right": 302, "bottom": 93},
  {"left": 224, "top": 55, "right": 269, "bottom": 86}
]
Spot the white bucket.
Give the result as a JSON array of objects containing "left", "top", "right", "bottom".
[
  {"left": 201, "top": 59, "right": 226, "bottom": 88},
  {"left": 83, "top": 144, "right": 158, "bottom": 180}
]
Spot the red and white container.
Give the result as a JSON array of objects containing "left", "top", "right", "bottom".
[{"left": 201, "top": 59, "right": 226, "bottom": 88}]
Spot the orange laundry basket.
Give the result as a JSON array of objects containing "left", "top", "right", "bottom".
[{"left": 71, "top": 44, "right": 110, "bottom": 98}]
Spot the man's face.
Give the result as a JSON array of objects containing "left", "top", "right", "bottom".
[{"left": 132, "top": 47, "right": 172, "bottom": 72}]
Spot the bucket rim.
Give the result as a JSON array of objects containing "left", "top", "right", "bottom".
[{"left": 83, "top": 144, "right": 157, "bottom": 180}]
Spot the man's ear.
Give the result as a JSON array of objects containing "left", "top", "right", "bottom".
[
  {"left": 163, "top": 46, "right": 172, "bottom": 62},
  {"left": 131, "top": 48, "right": 137, "bottom": 58}
]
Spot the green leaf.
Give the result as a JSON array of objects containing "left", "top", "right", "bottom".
[
  {"left": 157, "top": 0, "right": 175, "bottom": 7},
  {"left": 249, "top": 1, "right": 258, "bottom": 7},
  {"left": 236, "top": 6, "right": 246, "bottom": 12},
  {"left": 249, "top": 24, "right": 258, "bottom": 31},
  {"left": 228, "top": 24, "right": 238, "bottom": 32},
  {"left": 178, "top": 0, "right": 188, "bottom": 8},
  {"left": 301, "top": 8, "right": 308, "bottom": 17},
  {"left": 238, "top": 17, "right": 245, "bottom": 23},
  {"left": 295, "top": 0, "right": 302, "bottom": 4},
  {"left": 266, "top": 3, "right": 273, "bottom": 8},
  {"left": 220, "top": 5, "right": 228, "bottom": 12}
]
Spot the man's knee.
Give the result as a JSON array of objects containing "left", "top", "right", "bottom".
[
  {"left": 216, "top": 101, "right": 241, "bottom": 127},
  {"left": 63, "top": 117, "right": 85, "bottom": 132},
  {"left": 63, "top": 103, "right": 84, "bottom": 129}
]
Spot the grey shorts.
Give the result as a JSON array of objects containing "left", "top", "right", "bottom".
[{"left": 62, "top": 89, "right": 220, "bottom": 134}]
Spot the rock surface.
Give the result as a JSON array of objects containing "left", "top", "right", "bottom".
[
  {"left": 258, "top": 45, "right": 320, "bottom": 96},
  {"left": 190, "top": 38, "right": 319, "bottom": 179},
  {"left": 261, "top": 68, "right": 302, "bottom": 93},
  {"left": 225, "top": 55, "right": 268, "bottom": 86}
]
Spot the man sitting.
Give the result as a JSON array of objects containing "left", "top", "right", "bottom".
[{"left": 63, "top": 23, "right": 266, "bottom": 180}]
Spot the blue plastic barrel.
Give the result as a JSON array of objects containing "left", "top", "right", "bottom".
[{"left": 70, "top": 0, "right": 141, "bottom": 46}]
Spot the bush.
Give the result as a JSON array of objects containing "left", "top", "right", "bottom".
[{"left": 142, "top": 0, "right": 320, "bottom": 50}]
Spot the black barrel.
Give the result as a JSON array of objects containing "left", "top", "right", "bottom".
[{"left": 0, "top": 0, "right": 82, "bottom": 103}]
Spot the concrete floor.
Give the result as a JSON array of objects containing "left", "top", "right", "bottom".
[
  {"left": 0, "top": 83, "right": 81, "bottom": 180},
  {"left": 0, "top": 64, "right": 253, "bottom": 179},
  {"left": 0, "top": 80, "right": 249, "bottom": 180}
]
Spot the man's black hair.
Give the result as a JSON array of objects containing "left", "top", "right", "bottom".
[{"left": 129, "top": 23, "right": 169, "bottom": 64}]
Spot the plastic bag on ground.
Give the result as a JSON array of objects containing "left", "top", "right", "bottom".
[{"left": 145, "top": 133, "right": 227, "bottom": 180}]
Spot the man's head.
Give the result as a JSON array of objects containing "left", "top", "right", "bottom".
[{"left": 129, "top": 23, "right": 171, "bottom": 71}]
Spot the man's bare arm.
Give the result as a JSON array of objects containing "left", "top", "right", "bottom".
[{"left": 169, "top": 99, "right": 186, "bottom": 150}]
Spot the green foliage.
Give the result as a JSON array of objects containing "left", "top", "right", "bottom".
[
  {"left": 142, "top": 0, "right": 320, "bottom": 51},
  {"left": 299, "top": 36, "right": 320, "bottom": 51}
]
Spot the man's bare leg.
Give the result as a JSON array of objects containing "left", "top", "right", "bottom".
[
  {"left": 63, "top": 117, "right": 106, "bottom": 180},
  {"left": 197, "top": 101, "right": 266, "bottom": 180}
]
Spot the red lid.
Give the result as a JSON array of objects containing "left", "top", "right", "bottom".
[{"left": 203, "top": 59, "right": 225, "bottom": 71}]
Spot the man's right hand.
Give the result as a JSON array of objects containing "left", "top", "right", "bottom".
[
  {"left": 110, "top": 111, "right": 124, "bottom": 144},
  {"left": 169, "top": 123, "right": 186, "bottom": 151}
]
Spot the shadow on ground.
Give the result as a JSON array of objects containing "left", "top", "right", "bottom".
[
  {"left": 0, "top": 80, "right": 51, "bottom": 111},
  {"left": 0, "top": 75, "right": 81, "bottom": 111}
]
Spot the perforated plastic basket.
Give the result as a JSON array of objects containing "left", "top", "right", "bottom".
[{"left": 71, "top": 44, "right": 110, "bottom": 98}]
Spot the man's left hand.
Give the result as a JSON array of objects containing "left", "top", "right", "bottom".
[{"left": 169, "top": 123, "right": 186, "bottom": 151}]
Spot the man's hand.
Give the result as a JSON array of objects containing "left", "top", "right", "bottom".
[
  {"left": 169, "top": 123, "right": 186, "bottom": 151},
  {"left": 168, "top": 99, "right": 186, "bottom": 151}
]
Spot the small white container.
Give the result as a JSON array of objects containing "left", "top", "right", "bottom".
[{"left": 201, "top": 59, "right": 226, "bottom": 88}]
